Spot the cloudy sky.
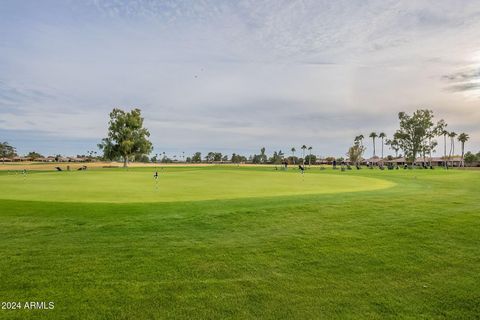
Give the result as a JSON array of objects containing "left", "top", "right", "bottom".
[{"left": 1, "top": 0, "right": 479, "bottom": 158}]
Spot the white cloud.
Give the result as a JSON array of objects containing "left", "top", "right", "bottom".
[{"left": 0, "top": 0, "right": 479, "bottom": 156}]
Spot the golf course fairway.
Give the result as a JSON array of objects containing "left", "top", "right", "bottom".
[
  {"left": 0, "top": 166, "right": 479, "bottom": 319},
  {"left": 0, "top": 167, "right": 394, "bottom": 202}
]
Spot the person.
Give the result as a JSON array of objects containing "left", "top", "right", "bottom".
[
  {"left": 153, "top": 170, "right": 159, "bottom": 180},
  {"left": 332, "top": 159, "right": 337, "bottom": 169},
  {"left": 284, "top": 160, "right": 288, "bottom": 170},
  {"left": 298, "top": 164, "right": 305, "bottom": 174}
]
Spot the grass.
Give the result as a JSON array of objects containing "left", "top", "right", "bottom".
[
  {"left": 0, "top": 167, "right": 394, "bottom": 202},
  {"left": 0, "top": 166, "right": 479, "bottom": 319}
]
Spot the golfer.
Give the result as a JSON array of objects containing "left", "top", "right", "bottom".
[{"left": 298, "top": 164, "right": 305, "bottom": 174}]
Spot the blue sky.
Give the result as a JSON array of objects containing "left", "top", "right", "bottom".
[{"left": 1, "top": 0, "right": 479, "bottom": 158}]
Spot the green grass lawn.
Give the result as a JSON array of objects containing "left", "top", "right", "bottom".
[{"left": 0, "top": 166, "right": 479, "bottom": 319}]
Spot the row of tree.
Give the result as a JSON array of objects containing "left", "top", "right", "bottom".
[
  {"left": 1, "top": 108, "right": 475, "bottom": 168},
  {"left": 349, "top": 109, "right": 471, "bottom": 167}
]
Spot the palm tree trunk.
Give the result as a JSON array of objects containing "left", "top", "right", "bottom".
[
  {"left": 123, "top": 156, "right": 128, "bottom": 168},
  {"left": 444, "top": 134, "right": 447, "bottom": 169},
  {"left": 452, "top": 140, "right": 455, "bottom": 167},
  {"left": 462, "top": 142, "right": 465, "bottom": 167},
  {"left": 448, "top": 138, "right": 453, "bottom": 167},
  {"left": 381, "top": 138, "right": 384, "bottom": 159}
]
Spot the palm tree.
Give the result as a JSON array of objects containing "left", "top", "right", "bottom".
[
  {"left": 448, "top": 131, "right": 457, "bottom": 167},
  {"left": 369, "top": 132, "right": 378, "bottom": 157},
  {"left": 441, "top": 129, "right": 448, "bottom": 168},
  {"left": 457, "top": 133, "right": 469, "bottom": 167},
  {"left": 354, "top": 134, "right": 364, "bottom": 147},
  {"left": 291, "top": 147, "right": 296, "bottom": 164},
  {"left": 308, "top": 146, "right": 313, "bottom": 167},
  {"left": 379, "top": 132, "right": 386, "bottom": 159},
  {"left": 301, "top": 145, "right": 307, "bottom": 164}
]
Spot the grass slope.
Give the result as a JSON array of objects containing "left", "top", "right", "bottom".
[{"left": 0, "top": 167, "right": 479, "bottom": 319}]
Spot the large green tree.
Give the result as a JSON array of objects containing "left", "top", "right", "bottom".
[
  {"left": 98, "top": 108, "right": 153, "bottom": 167},
  {"left": 0, "top": 141, "right": 16, "bottom": 163},
  {"left": 192, "top": 152, "right": 202, "bottom": 163},
  {"left": 393, "top": 110, "right": 444, "bottom": 164}
]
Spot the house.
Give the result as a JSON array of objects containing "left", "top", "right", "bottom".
[
  {"left": 385, "top": 157, "right": 407, "bottom": 166},
  {"left": 416, "top": 156, "right": 462, "bottom": 167},
  {"left": 34, "top": 157, "right": 55, "bottom": 162},
  {"left": 362, "top": 156, "right": 383, "bottom": 165},
  {"left": 13, "top": 156, "right": 32, "bottom": 162},
  {"left": 68, "top": 157, "right": 87, "bottom": 162}
]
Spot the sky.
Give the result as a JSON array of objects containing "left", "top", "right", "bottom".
[{"left": 1, "top": 0, "right": 479, "bottom": 158}]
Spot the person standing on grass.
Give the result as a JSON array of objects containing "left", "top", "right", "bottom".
[{"left": 298, "top": 164, "right": 305, "bottom": 174}]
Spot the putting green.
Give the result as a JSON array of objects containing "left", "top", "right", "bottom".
[{"left": 0, "top": 168, "right": 395, "bottom": 203}]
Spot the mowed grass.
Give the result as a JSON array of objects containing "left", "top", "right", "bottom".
[
  {"left": 0, "top": 166, "right": 479, "bottom": 319},
  {"left": 0, "top": 167, "right": 394, "bottom": 202}
]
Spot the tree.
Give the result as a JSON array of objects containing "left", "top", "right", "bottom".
[
  {"left": 441, "top": 128, "right": 449, "bottom": 168},
  {"left": 369, "top": 132, "right": 377, "bottom": 157},
  {"left": 205, "top": 152, "right": 215, "bottom": 163},
  {"left": 305, "top": 154, "right": 316, "bottom": 166},
  {"left": 393, "top": 110, "right": 441, "bottom": 164},
  {"left": 386, "top": 138, "right": 400, "bottom": 157},
  {"left": 379, "top": 132, "right": 386, "bottom": 159},
  {"left": 347, "top": 144, "right": 365, "bottom": 167},
  {"left": 307, "top": 146, "right": 313, "bottom": 166},
  {"left": 457, "top": 133, "right": 469, "bottom": 167},
  {"left": 98, "top": 108, "right": 152, "bottom": 167},
  {"left": 231, "top": 153, "right": 239, "bottom": 163},
  {"left": 260, "top": 147, "right": 267, "bottom": 164},
  {"left": 231, "top": 153, "right": 247, "bottom": 164},
  {"left": 135, "top": 154, "right": 150, "bottom": 163},
  {"left": 448, "top": 131, "right": 457, "bottom": 167},
  {"left": 192, "top": 152, "right": 202, "bottom": 163},
  {"left": 463, "top": 152, "right": 477, "bottom": 165},
  {"left": 27, "top": 151, "right": 43, "bottom": 159},
  {"left": 291, "top": 147, "right": 296, "bottom": 164},
  {"left": 424, "top": 118, "right": 445, "bottom": 167},
  {"left": 301, "top": 145, "right": 307, "bottom": 164},
  {"left": 0, "top": 141, "right": 16, "bottom": 163},
  {"left": 354, "top": 134, "right": 364, "bottom": 148},
  {"left": 214, "top": 152, "right": 223, "bottom": 162}
]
